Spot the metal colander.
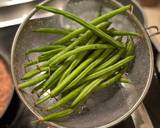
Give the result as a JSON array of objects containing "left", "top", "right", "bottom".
[{"left": 11, "top": 0, "right": 153, "bottom": 127}]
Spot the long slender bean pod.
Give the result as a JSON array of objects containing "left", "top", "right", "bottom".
[
  {"left": 25, "top": 45, "right": 65, "bottom": 55},
  {"left": 106, "top": 29, "right": 139, "bottom": 36},
  {"left": 18, "top": 74, "right": 49, "bottom": 89},
  {"left": 33, "top": 28, "right": 73, "bottom": 35},
  {"left": 97, "top": 73, "right": 122, "bottom": 90},
  {"left": 22, "top": 67, "right": 50, "bottom": 80},
  {"left": 49, "top": 44, "right": 114, "bottom": 67},
  {"left": 41, "top": 108, "right": 74, "bottom": 121}
]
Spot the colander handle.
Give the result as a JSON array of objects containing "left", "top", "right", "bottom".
[
  {"left": 131, "top": 103, "right": 153, "bottom": 128},
  {"left": 146, "top": 25, "right": 160, "bottom": 37}
]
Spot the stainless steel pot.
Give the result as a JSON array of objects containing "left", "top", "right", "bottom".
[{"left": 11, "top": 0, "right": 154, "bottom": 127}]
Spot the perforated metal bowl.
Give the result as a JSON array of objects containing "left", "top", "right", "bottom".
[{"left": 11, "top": 0, "right": 153, "bottom": 127}]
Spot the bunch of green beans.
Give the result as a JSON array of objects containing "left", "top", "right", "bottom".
[{"left": 18, "top": 4, "right": 139, "bottom": 122}]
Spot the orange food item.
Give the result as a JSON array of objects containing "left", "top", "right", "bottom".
[{"left": 0, "top": 58, "right": 12, "bottom": 117}]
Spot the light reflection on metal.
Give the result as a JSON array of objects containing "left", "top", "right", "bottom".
[{"left": 0, "top": 0, "right": 36, "bottom": 7}]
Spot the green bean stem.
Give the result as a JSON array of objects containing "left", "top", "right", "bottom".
[
  {"left": 98, "top": 73, "right": 122, "bottom": 90},
  {"left": 126, "top": 37, "right": 135, "bottom": 57}
]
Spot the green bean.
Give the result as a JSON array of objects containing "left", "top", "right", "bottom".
[
  {"left": 25, "top": 45, "right": 65, "bottom": 55},
  {"left": 37, "top": 5, "right": 124, "bottom": 48},
  {"left": 42, "top": 75, "right": 60, "bottom": 92},
  {"left": 47, "top": 84, "right": 86, "bottom": 111},
  {"left": 42, "top": 56, "right": 75, "bottom": 91},
  {"left": 123, "top": 37, "right": 135, "bottom": 72},
  {"left": 22, "top": 67, "right": 50, "bottom": 80},
  {"left": 18, "top": 73, "right": 49, "bottom": 89},
  {"left": 94, "top": 49, "right": 125, "bottom": 71},
  {"left": 63, "top": 49, "right": 113, "bottom": 92},
  {"left": 36, "top": 50, "right": 103, "bottom": 105},
  {"left": 85, "top": 56, "right": 134, "bottom": 81},
  {"left": 24, "top": 60, "right": 40, "bottom": 67},
  {"left": 49, "top": 44, "right": 114, "bottom": 67},
  {"left": 37, "top": 5, "right": 131, "bottom": 45},
  {"left": 25, "top": 47, "right": 65, "bottom": 67},
  {"left": 41, "top": 47, "right": 65, "bottom": 56},
  {"left": 70, "top": 74, "right": 108, "bottom": 108},
  {"left": 33, "top": 28, "right": 73, "bottom": 35},
  {"left": 47, "top": 22, "right": 110, "bottom": 66},
  {"left": 97, "top": 73, "right": 122, "bottom": 90},
  {"left": 126, "top": 37, "right": 135, "bottom": 57},
  {"left": 58, "top": 36, "right": 97, "bottom": 84},
  {"left": 41, "top": 108, "right": 74, "bottom": 121},
  {"left": 106, "top": 29, "right": 139, "bottom": 37},
  {"left": 38, "top": 55, "right": 54, "bottom": 62}
]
